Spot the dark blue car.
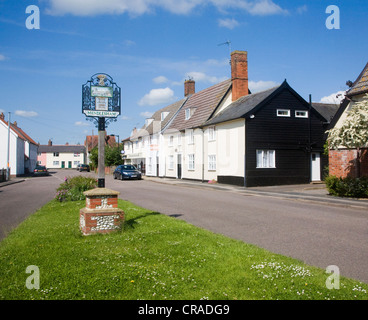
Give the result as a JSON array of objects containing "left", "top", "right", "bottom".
[{"left": 113, "top": 165, "right": 142, "bottom": 180}]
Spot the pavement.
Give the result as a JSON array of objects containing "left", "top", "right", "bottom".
[
  {"left": 143, "top": 176, "right": 368, "bottom": 209},
  {"left": 0, "top": 177, "right": 26, "bottom": 188}
]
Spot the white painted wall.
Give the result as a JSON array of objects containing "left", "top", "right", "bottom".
[{"left": 216, "top": 119, "right": 245, "bottom": 178}]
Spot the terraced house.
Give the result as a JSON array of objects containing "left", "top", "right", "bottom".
[{"left": 124, "top": 50, "right": 337, "bottom": 187}]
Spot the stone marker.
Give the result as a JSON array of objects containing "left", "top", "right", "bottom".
[{"left": 80, "top": 188, "right": 125, "bottom": 236}]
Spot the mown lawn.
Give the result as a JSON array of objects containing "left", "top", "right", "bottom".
[{"left": 0, "top": 199, "right": 367, "bottom": 300}]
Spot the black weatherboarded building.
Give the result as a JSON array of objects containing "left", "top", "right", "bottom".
[{"left": 206, "top": 80, "right": 338, "bottom": 187}]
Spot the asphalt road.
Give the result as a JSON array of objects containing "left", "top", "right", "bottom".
[{"left": 1, "top": 169, "right": 367, "bottom": 284}]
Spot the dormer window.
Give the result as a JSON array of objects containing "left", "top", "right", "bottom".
[
  {"left": 145, "top": 118, "right": 153, "bottom": 127},
  {"left": 161, "top": 112, "right": 169, "bottom": 121},
  {"left": 185, "top": 108, "right": 191, "bottom": 120}
]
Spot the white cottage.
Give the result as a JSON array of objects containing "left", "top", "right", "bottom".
[{"left": 0, "top": 113, "right": 38, "bottom": 176}]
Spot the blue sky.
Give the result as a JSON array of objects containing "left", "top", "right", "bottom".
[{"left": 0, "top": 0, "right": 367, "bottom": 145}]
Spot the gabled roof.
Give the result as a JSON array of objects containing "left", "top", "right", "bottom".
[
  {"left": 85, "top": 135, "right": 116, "bottom": 151},
  {"left": 205, "top": 84, "right": 280, "bottom": 126},
  {"left": 347, "top": 62, "right": 368, "bottom": 97},
  {"left": 311, "top": 103, "right": 339, "bottom": 123},
  {"left": 205, "top": 80, "right": 333, "bottom": 126},
  {"left": 0, "top": 116, "right": 38, "bottom": 145},
  {"left": 138, "top": 98, "right": 187, "bottom": 137},
  {"left": 167, "top": 79, "right": 232, "bottom": 131},
  {"left": 38, "top": 145, "right": 85, "bottom": 153}
]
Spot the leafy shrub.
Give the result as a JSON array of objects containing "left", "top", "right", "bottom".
[
  {"left": 55, "top": 176, "right": 97, "bottom": 202},
  {"left": 325, "top": 175, "right": 368, "bottom": 198}
]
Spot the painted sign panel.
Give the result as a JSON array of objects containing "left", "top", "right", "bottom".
[
  {"left": 91, "top": 86, "right": 113, "bottom": 98},
  {"left": 83, "top": 110, "right": 119, "bottom": 118}
]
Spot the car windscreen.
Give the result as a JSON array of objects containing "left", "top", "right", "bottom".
[{"left": 121, "top": 165, "right": 136, "bottom": 170}]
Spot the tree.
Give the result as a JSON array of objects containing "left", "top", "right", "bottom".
[
  {"left": 89, "top": 145, "right": 123, "bottom": 168},
  {"left": 327, "top": 94, "right": 368, "bottom": 177}
]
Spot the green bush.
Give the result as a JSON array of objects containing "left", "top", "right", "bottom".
[
  {"left": 325, "top": 175, "right": 368, "bottom": 198},
  {"left": 55, "top": 176, "right": 97, "bottom": 202}
]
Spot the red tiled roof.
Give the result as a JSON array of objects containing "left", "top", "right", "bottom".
[
  {"left": 167, "top": 79, "right": 232, "bottom": 131},
  {"left": 84, "top": 135, "right": 116, "bottom": 151},
  {"left": 0, "top": 117, "right": 38, "bottom": 145}
]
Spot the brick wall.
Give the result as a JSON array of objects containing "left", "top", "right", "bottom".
[{"left": 329, "top": 148, "right": 368, "bottom": 178}]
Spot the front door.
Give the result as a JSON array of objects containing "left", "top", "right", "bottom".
[
  {"left": 156, "top": 157, "right": 159, "bottom": 177},
  {"left": 61, "top": 161, "right": 65, "bottom": 169},
  {"left": 177, "top": 154, "right": 182, "bottom": 179},
  {"left": 68, "top": 161, "right": 72, "bottom": 169},
  {"left": 311, "top": 152, "right": 321, "bottom": 182}
]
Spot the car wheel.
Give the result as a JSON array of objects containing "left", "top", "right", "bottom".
[{"left": 113, "top": 173, "right": 117, "bottom": 179}]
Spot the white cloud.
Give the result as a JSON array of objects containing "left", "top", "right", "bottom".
[
  {"left": 249, "top": 80, "right": 279, "bottom": 93},
  {"left": 140, "top": 111, "right": 154, "bottom": 118},
  {"left": 138, "top": 87, "right": 176, "bottom": 106},
  {"left": 320, "top": 91, "right": 346, "bottom": 104},
  {"left": 153, "top": 76, "right": 169, "bottom": 84},
  {"left": 0, "top": 54, "right": 6, "bottom": 61},
  {"left": 44, "top": 0, "right": 288, "bottom": 16},
  {"left": 123, "top": 40, "right": 136, "bottom": 47},
  {"left": 15, "top": 110, "right": 38, "bottom": 117},
  {"left": 75, "top": 121, "right": 90, "bottom": 127},
  {"left": 185, "top": 71, "right": 227, "bottom": 84},
  {"left": 246, "top": 0, "right": 288, "bottom": 16},
  {"left": 297, "top": 5, "right": 308, "bottom": 14},
  {"left": 218, "top": 18, "right": 240, "bottom": 29}
]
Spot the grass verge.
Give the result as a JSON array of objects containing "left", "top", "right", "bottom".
[{"left": 0, "top": 199, "right": 367, "bottom": 300}]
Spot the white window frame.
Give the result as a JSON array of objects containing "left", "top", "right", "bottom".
[
  {"left": 177, "top": 133, "right": 182, "bottom": 146},
  {"left": 277, "top": 109, "right": 290, "bottom": 117},
  {"left": 188, "top": 154, "right": 195, "bottom": 170},
  {"left": 295, "top": 110, "right": 309, "bottom": 118},
  {"left": 53, "top": 152, "right": 59, "bottom": 157},
  {"left": 208, "top": 127, "right": 216, "bottom": 141},
  {"left": 53, "top": 161, "right": 60, "bottom": 166},
  {"left": 185, "top": 108, "right": 191, "bottom": 120},
  {"left": 208, "top": 154, "right": 216, "bottom": 171},
  {"left": 256, "top": 150, "right": 276, "bottom": 169},
  {"left": 168, "top": 155, "right": 174, "bottom": 170},
  {"left": 187, "top": 130, "right": 194, "bottom": 145},
  {"left": 169, "top": 135, "right": 174, "bottom": 147}
]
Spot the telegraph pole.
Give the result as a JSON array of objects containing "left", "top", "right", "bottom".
[{"left": 6, "top": 112, "right": 10, "bottom": 181}]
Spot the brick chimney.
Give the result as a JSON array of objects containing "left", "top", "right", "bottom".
[
  {"left": 184, "top": 79, "right": 195, "bottom": 97},
  {"left": 231, "top": 50, "right": 248, "bottom": 101},
  {"left": 48, "top": 139, "right": 52, "bottom": 146},
  {"left": 13, "top": 121, "right": 17, "bottom": 127},
  {"left": 0, "top": 112, "right": 4, "bottom": 120}
]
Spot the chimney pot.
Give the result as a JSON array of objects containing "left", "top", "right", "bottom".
[
  {"left": 184, "top": 79, "right": 195, "bottom": 97},
  {"left": 231, "top": 50, "right": 248, "bottom": 101}
]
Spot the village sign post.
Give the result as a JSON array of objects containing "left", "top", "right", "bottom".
[{"left": 82, "top": 73, "right": 121, "bottom": 188}]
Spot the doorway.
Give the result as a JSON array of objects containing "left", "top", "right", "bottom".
[
  {"left": 177, "top": 154, "right": 182, "bottom": 179},
  {"left": 311, "top": 152, "right": 321, "bottom": 182}
]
